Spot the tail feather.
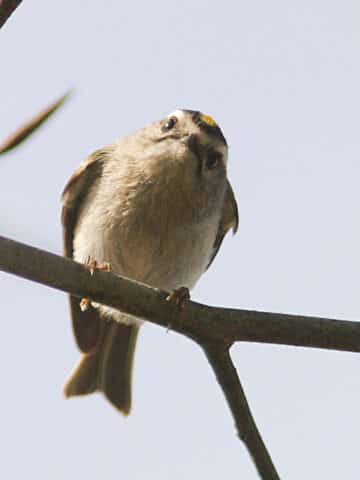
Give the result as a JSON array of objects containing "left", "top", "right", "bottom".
[
  {"left": 64, "top": 350, "right": 99, "bottom": 397},
  {"left": 99, "top": 322, "right": 138, "bottom": 414},
  {"left": 64, "top": 320, "right": 139, "bottom": 415}
]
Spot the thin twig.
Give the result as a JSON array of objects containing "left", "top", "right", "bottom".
[
  {"left": 204, "top": 344, "right": 280, "bottom": 479},
  {"left": 0, "top": 0, "right": 22, "bottom": 28},
  {"left": 0, "top": 91, "right": 72, "bottom": 155}
]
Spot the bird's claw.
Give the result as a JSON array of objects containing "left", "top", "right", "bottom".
[
  {"left": 79, "top": 297, "right": 91, "bottom": 312},
  {"left": 84, "top": 256, "right": 111, "bottom": 276},
  {"left": 80, "top": 257, "right": 111, "bottom": 311},
  {"left": 166, "top": 286, "right": 190, "bottom": 309}
]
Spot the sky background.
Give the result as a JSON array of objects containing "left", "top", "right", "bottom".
[{"left": 1, "top": 1, "right": 360, "bottom": 478}]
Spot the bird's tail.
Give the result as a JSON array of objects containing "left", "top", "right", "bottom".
[{"left": 64, "top": 320, "right": 139, "bottom": 415}]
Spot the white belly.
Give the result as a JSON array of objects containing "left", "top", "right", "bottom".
[{"left": 73, "top": 207, "right": 219, "bottom": 325}]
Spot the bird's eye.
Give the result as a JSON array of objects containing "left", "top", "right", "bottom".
[
  {"left": 206, "top": 152, "right": 222, "bottom": 170},
  {"left": 163, "top": 116, "right": 177, "bottom": 130}
]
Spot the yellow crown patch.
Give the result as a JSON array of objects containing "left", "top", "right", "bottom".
[{"left": 199, "top": 113, "right": 217, "bottom": 127}]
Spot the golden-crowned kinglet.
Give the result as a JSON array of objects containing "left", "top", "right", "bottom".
[{"left": 62, "top": 109, "right": 238, "bottom": 414}]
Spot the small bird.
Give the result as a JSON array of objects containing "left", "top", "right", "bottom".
[{"left": 62, "top": 109, "right": 238, "bottom": 414}]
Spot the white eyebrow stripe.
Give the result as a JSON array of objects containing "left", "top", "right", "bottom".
[{"left": 168, "top": 109, "right": 186, "bottom": 119}]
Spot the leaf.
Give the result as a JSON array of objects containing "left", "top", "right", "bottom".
[{"left": 0, "top": 90, "right": 72, "bottom": 155}]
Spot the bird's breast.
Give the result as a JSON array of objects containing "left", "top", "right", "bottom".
[
  {"left": 110, "top": 207, "right": 219, "bottom": 291},
  {"left": 73, "top": 194, "right": 220, "bottom": 292}
]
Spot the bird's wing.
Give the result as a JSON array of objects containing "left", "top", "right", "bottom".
[
  {"left": 206, "top": 180, "right": 239, "bottom": 270},
  {"left": 61, "top": 148, "right": 109, "bottom": 352}
]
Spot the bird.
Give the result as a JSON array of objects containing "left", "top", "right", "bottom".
[{"left": 62, "top": 109, "right": 238, "bottom": 415}]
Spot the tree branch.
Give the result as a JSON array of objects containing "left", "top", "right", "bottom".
[
  {"left": 0, "top": 235, "right": 359, "bottom": 353},
  {"left": 1, "top": 234, "right": 359, "bottom": 479},
  {"left": 0, "top": 0, "right": 22, "bottom": 29},
  {"left": 204, "top": 345, "right": 280, "bottom": 479}
]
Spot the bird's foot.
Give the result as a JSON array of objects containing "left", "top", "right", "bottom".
[
  {"left": 79, "top": 297, "right": 91, "bottom": 312},
  {"left": 84, "top": 256, "right": 111, "bottom": 275},
  {"left": 166, "top": 286, "right": 190, "bottom": 309},
  {"left": 80, "top": 257, "right": 111, "bottom": 311}
]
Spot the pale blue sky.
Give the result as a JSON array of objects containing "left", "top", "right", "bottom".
[{"left": 1, "top": 1, "right": 360, "bottom": 478}]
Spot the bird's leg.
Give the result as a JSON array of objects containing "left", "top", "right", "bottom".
[
  {"left": 166, "top": 286, "right": 190, "bottom": 309},
  {"left": 80, "top": 256, "right": 111, "bottom": 311}
]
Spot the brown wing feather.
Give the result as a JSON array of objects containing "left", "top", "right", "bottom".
[
  {"left": 61, "top": 149, "right": 108, "bottom": 353},
  {"left": 206, "top": 180, "right": 239, "bottom": 270}
]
